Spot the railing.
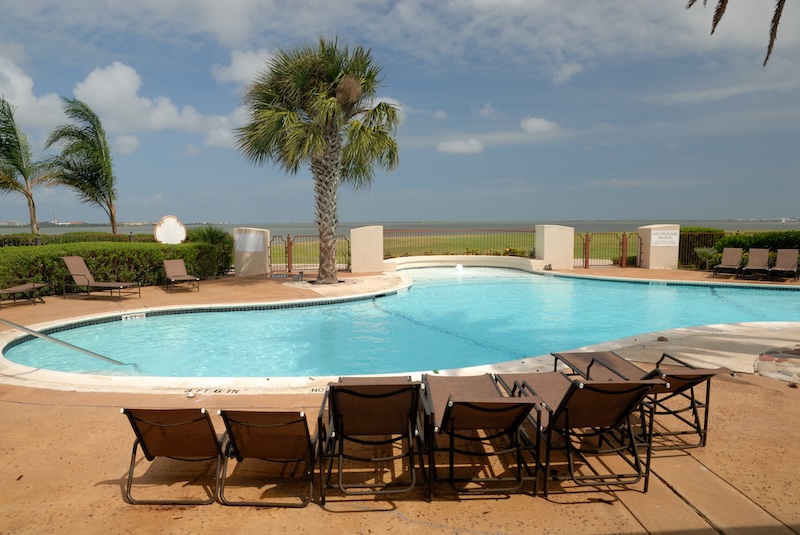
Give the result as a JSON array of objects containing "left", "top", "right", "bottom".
[
  {"left": 383, "top": 228, "right": 536, "bottom": 258},
  {"left": 270, "top": 234, "right": 351, "bottom": 274},
  {"left": 678, "top": 232, "right": 728, "bottom": 268},
  {"left": 574, "top": 232, "right": 641, "bottom": 268}
]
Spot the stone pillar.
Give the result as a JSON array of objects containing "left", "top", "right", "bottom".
[
  {"left": 351, "top": 225, "right": 388, "bottom": 273},
  {"left": 233, "top": 227, "right": 271, "bottom": 276},
  {"left": 535, "top": 225, "right": 575, "bottom": 270},
  {"left": 638, "top": 224, "right": 680, "bottom": 269}
]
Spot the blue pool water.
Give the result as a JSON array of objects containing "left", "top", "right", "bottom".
[{"left": 4, "top": 267, "right": 799, "bottom": 377}]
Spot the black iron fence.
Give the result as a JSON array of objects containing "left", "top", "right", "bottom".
[{"left": 383, "top": 228, "right": 536, "bottom": 258}]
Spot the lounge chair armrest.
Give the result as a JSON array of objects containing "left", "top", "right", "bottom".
[
  {"left": 656, "top": 352, "right": 695, "bottom": 368},
  {"left": 586, "top": 357, "right": 629, "bottom": 380}
]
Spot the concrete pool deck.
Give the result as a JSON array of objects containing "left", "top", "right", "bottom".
[{"left": 1, "top": 267, "right": 799, "bottom": 533}]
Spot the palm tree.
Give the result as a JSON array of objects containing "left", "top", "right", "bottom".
[
  {"left": 687, "top": 0, "right": 786, "bottom": 66},
  {"left": 236, "top": 36, "right": 400, "bottom": 284},
  {"left": 0, "top": 97, "right": 49, "bottom": 236},
  {"left": 45, "top": 97, "right": 119, "bottom": 233}
]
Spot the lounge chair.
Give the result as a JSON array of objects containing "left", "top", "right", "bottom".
[
  {"left": 740, "top": 248, "right": 771, "bottom": 279},
  {"left": 62, "top": 256, "right": 140, "bottom": 298},
  {"left": 770, "top": 248, "right": 799, "bottom": 281},
  {"left": 713, "top": 247, "right": 743, "bottom": 278},
  {"left": 422, "top": 373, "right": 537, "bottom": 496},
  {"left": 120, "top": 408, "right": 221, "bottom": 505},
  {"left": 497, "top": 371, "right": 661, "bottom": 496},
  {"left": 0, "top": 278, "right": 48, "bottom": 308},
  {"left": 317, "top": 376, "right": 427, "bottom": 503},
  {"left": 218, "top": 410, "right": 316, "bottom": 507},
  {"left": 552, "top": 351, "right": 731, "bottom": 450},
  {"left": 164, "top": 259, "right": 199, "bottom": 291}
]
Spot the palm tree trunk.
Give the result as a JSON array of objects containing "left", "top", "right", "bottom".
[
  {"left": 311, "top": 132, "right": 342, "bottom": 284},
  {"left": 109, "top": 201, "right": 118, "bottom": 235},
  {"left": 25, "top": 190, "right": 39, "bottom": 236}
]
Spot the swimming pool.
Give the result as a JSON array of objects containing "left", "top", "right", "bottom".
[{"left": 4, "top": 267, "right": 799, "bottom": 378}]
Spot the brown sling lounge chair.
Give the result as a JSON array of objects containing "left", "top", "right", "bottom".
[
  {"left": 218, "top": 410, "right": 316, "bottom": 507},
  {"left": 164, "top": 259, "right": 199, "bottom": 291},
  {"left": 713, "top": 247, "right": 743, "bottom": 278},
  {"left": 740, "top": 248, "right": 770, "bottom": 279},
  {"left": 317, "top": 376, "right": 427, "bottom": 503},
  {"left": 552, "top": 351, "right": 731, "bottom": 450},
  {"left": 62, "top": 256, "right": 140, "bottom": 298},
  {"left": 0, "top": 278, "right": 48, "bottom": 308},
  {"left": 422, "top": 373, "right": 537, "bottom": 497},
  {"left": 497, "top": 371, "right": 661, "bottom": 496},
  {"left": 769, "top": 248, "right": 799, "bottom": 281},
  {"left": 121, "top": 408, "right": 221, "bottom": 505}
]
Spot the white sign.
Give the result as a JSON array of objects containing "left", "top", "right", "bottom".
[
  {"left": 235, "top": 231, "right": 265, "bottom": 252},
  {"left": 154, "top": 215, "right": 187, "bottom": 244},
  {"left": 651, "top": 230, "right": 680, "bottom": 247}
]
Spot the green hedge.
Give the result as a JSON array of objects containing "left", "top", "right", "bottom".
[
  {"left": 0, "top": 242, "right": 218, "bottom": 296},
  {"left": 0, "top": 232, "right": 157, "bottom": 247},
  {"left": 715, "top": 230, "right": 800, "bottom": 252}
]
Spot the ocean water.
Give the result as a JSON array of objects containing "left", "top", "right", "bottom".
[{"left": 2, "top": 219, "right": 799, "bottom": 237}]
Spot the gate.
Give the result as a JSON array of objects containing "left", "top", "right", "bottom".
[
  {"left": 574, "top": 232, "right": 640, "bottom": 268},
  {"left": 269, "top": 234, "right": 351, "bottom": 275}
]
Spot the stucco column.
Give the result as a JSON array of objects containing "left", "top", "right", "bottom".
[
  {"left": 535, "top": 225, "right": 575, "bottom": 270},
  {"left": 638, "top": 224, "right": 680, "bottom": 269},
  {"left": 233, "top": 227, "right": 271, "bottom": 276},
  {"left": 351, "top": 225, "right": 388, "bottom": 273}
]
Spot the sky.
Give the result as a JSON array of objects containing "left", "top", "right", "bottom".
[{"left": 0, "top": 0, "right": 798, "bottom": 228}]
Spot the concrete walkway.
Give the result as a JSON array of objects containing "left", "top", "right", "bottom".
[{"left": 0, "top": 267, "right": 798, "bottom": 534}]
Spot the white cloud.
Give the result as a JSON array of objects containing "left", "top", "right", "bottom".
[
  {"left": 431, "top": 110, "right": 448, "bottom": 120},
  {"left": 212, "top": 49, "right": 273, "bottom": 86},
  {"left": 70, "top": 61, "right": 238, "bottom": 149},
  {"left": 114, "top": 134, "right": 140, "bottom": 155},
  {"left": 520, "top": 116, "right": 559, "bottom": 134},
  {"left": 476, "top": 102, "right": 503, "bottom": 120},
  {"left": 437, "top": 137, "right": 484, "bottom": 153},
  {"left": 0, "top": 55, "right": 64, "bottom": 133},
  {"left": 552, "top": 62, "right": 583, "bottom": 84}
]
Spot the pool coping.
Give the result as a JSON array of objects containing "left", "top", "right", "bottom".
[{"left": 1, "top": 267, "right": 798, "bottom": 394}]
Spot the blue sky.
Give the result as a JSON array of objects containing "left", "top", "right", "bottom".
[{"left": 1, "top": 1, "right": 798, "bottom": 227}]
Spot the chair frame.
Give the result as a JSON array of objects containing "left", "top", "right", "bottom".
[
  {"left": 0, "top": 278, "right": 47, "bottom": 308},
  {"left": 553, "top": 351, "right": 731, "bottom": 451},
  {"left": 164, "top": 259, "right": 200, "bottom": 292},
  {"left": 62, "top": 256, "right": 140, "bottom": 299},
  {"left": 422, "top": 374, "right": 537, "bottom": 497},
  {"left": 317, "top": 376, "right": 427, "bottom": 504},
  {"left": 121, "top": 408, "right": 221, "bottom": 505},
  {"left": 713, "top": 247, "right": 743, "bottom": 278},
  {"left": 498, "top": 371, "right": 659, "bottom": 496},
  {"left": 218, "top": 410, "right": 316, "bottom": 507}
]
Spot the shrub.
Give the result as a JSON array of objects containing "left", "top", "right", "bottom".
[
  {"left": 187, "top": 225, "right": 233, "bottom": 276},
  {"left": 0, "top": 242, "right": 217, "bottom": 296}
]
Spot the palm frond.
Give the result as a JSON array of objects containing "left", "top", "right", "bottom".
[
  {"left": 764, "top": 0, "right": 785, "bottom": 66},
  {"left": 710, "top": 0, "right": 729, "bottom": 35}
]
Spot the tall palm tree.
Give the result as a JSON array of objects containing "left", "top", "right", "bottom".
[
  {"left": 236, "top": 36, "right": 400, "bottom": 284},
  {"left": 0, "top": 97, "right": 48, "bottom": 236},
  {"left": 687, "top": 0, "right": 786, "bottom": 66},
  {"left": 46, "top": 97, "right": 119, "bottom": 233}
]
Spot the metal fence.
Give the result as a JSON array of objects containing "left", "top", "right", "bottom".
[
  {"left": 269, "top": 234, "right": 351, "bottom": 274},
  {"left": 677, "top": 232, "right": 728, "bottom": 268},
  {"left": 383, "top": 228, "right": 536, "bottom": 258},
  {"left": 573, "top": 232, "right": 641, "bottom": 268}
]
